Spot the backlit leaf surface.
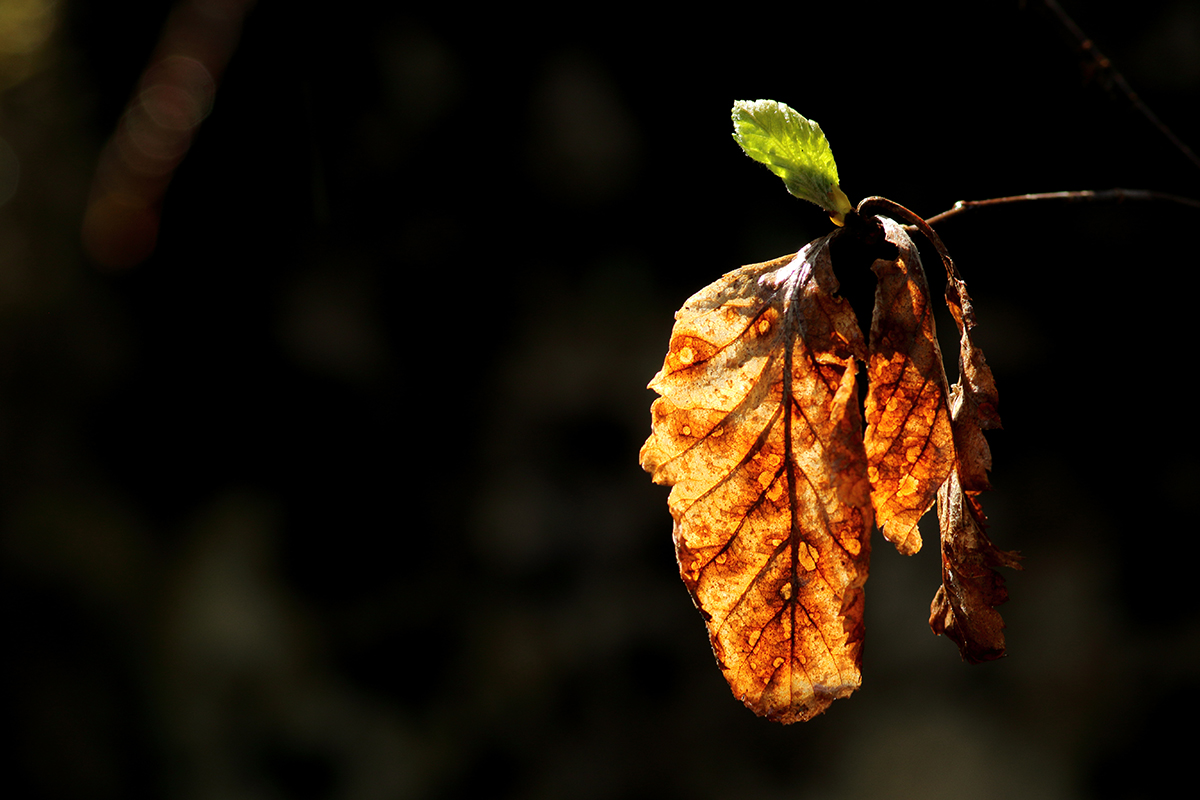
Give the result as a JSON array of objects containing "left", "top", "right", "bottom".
[
  {"left": 731, "top": 100, "right": 853, "bottom": 222},
  {"left": 640, "top": 231, "right": 873, "bottom": 723},
  {"left": 863, "top": 217, "right": 955, "bottom": 555},
  {"left": 642, "top": 207, "right": 1020, "bottom": 720}
]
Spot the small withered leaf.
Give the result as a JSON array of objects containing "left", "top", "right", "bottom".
[
  {"left": 640, "top": 231, "right": 873, "bottom": 723},
  {"left": 930, "top": 260, "right": 1020, "bottom": 662},
  {"left": 929, "top": 470, "right": 1023, "bottom": 663},
  {"left": 943, "top": 274, "right": 1001, "bottom": 492},
  {"left": 863, "top": 217, "right": 955, "bottom": 556}
]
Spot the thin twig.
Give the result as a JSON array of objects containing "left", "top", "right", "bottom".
[
  {"left": 857, "top": 196, "right": 962, "bottom": 283},
  {"left": 924, "top": 189, "right": 1200, "bottom": 226},
  {"left": 1038, "top": 0, "right": 1200, "bottom": 174}
]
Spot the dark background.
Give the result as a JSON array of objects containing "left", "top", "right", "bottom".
[{"left": 5, "top": 1, "right": 1199, "bottom": 797}]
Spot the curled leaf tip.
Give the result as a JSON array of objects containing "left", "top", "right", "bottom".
[{"left": 829, "top": 186, "right": 852, "bottom": 226}]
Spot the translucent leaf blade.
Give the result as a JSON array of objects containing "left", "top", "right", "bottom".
[
  {"left": 863, "top": 216, "right": 956, "bottom": 555},
  {"left": 640, "top": 232, "right": 872, "bottom": 723},
  {"left": 731, "top": 100, "right": 852, "bottom": 222}
]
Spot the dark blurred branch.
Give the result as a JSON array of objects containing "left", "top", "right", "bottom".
[
  {"left": 1035, "top": 0, "right": 1200, "bottom": 174},
  {"left": 82, "top": 0, "right": 257, "bottom": 269}
]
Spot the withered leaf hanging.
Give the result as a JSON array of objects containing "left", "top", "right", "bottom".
[
  {"left": 640, "top": 231, "right": 872, "bottom": 723},
  {"left": 640, "top": 101, "right": 1020, "bottom": 723}
]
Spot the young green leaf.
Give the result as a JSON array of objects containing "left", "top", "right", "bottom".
[{"left": 732, "top": 99, "right": 852, "bottom": 224}]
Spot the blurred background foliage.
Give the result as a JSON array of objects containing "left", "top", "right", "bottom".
[{"left": 3, "top": 1, "right": 1199, "bottom": 798}]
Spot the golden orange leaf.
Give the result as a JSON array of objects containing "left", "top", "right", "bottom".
[
  {"left": 643, "top": 200, "right": 1022, "bottom": 719},
  {"left": 639, "top": 231, "right": 873, "bottom": 723},
  {"left": 863, "top": 217, "right": 956, "bottom": 556}
]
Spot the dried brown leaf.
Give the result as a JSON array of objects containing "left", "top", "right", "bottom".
[
  {"left": 929, "top": 250, "right": 1021, "bottom": 661},
  {"left": 639, "top": 231, "right": 873, "bottom": 723},
  {"left": 929, "top": 470, "right": 1022, "bottom": 663},
  {"left": 944, "top": 274, "right": 1001, "bottom": 492},
  {"left": 642, "top": 200, "right": 1022, "bottom": 718},
  {"left": 863, "top": 217, "right": 956, "bottom": 556}
]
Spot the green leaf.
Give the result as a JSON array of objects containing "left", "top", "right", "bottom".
[{"left": 732, "top": 99, "right": 852, "bottom": 224}]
